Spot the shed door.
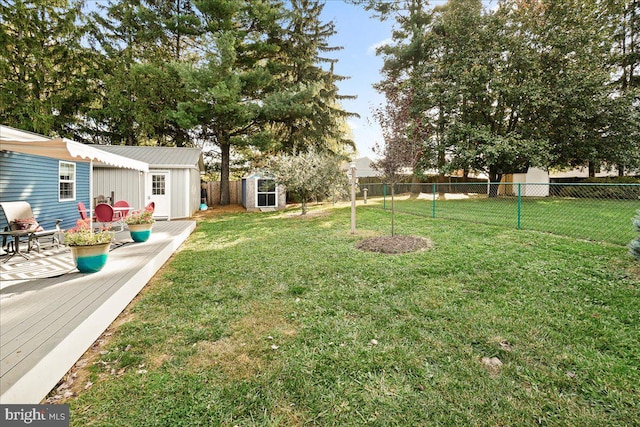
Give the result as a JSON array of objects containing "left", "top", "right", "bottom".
[{"left": 147, "top": 171, "right": 170, "bottom": 218}]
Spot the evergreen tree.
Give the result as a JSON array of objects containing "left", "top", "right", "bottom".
[
  {"left": 83, "top": 0, "right": 198, "bottom": 146},
  {"left": 0, "top": 0, "right": 91, "bottom": 137},
  {"left": 177, "top": 0, "right": 287, "bottom": 204},
  {"left": 263, "top": 0, "right": 357, "bottom": 155}
]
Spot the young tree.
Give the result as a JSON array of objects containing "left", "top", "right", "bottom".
[
  {"left": 268, "top": 149, "right": 347, "bottom": 215},
  {"left": 371, "top": 100, "right": 422, "bottom": 236}
]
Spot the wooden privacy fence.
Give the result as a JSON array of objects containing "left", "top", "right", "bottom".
[{"left": 201, "top": 180, "right": 243, "bottom": 206}]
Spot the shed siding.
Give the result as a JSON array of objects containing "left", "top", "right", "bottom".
[
  {"left": 189, "top": 168, "right": 200, "bottom": 217},
  {"left": 0, "top": 151, "right": 90, "bottom": 231},
  {"left": 93, "top": 168, "right": 144, "bottom": 210}
]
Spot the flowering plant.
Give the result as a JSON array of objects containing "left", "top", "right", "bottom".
[
  {"left": 124, "top": 207, "right": 155, "bottom": 225},
  {"left": 64, "top": 219, "right": 113, "bottom": 246}
]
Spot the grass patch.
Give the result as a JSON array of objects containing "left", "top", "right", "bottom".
[
  {"left": 379, "top": 196, "right": 637, "bottom": 245},
  {"left": 65, "top": 205, "right": 639, "bottom": 426}
]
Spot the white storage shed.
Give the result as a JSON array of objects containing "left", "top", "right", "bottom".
[
  {"left": 241, "top": 172, "right": 287, "bottom": 212},
  {"left": 93, "top": 146, "right": 205, "bottom": 219}
]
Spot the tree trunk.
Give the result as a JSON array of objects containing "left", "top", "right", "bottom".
[
  {"left": 219, "top": 139, "right": 230, "bottom": 205},
  {"left": 618, "top": 163, "right": 625, "bottom": 177},
  {"left": 588, "top": 161, "right": 597, "bottom": 178},
  {"left": 437, "top": 173, "right": 445, "bottom": 197},
  {"left": 488, "top": 168, "right": 502, "bottom": 198}
]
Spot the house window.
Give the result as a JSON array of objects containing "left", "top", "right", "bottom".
[
  {"left": 256, "top": 179, "right": 277, "bottom": 207},
  {"left": 59, "top": 161, "right": 76, "bottom": 201}
]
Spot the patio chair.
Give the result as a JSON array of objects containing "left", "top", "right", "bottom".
[
  {"left": 77, "top": 201, "right": 96, "bottom": 221},
  {"left": 114, "top": 200, "right": 131, "bottom": 217},
  {"left": 94, "top": 203, "right": 124, "bottom": 231},
  {"left": 0, "top": 201, "right": 62, "bottom": 253}
]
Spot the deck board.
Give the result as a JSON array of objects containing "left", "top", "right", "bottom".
[{"left": 0, "top": 220, "right": 195, "bottom": 403}]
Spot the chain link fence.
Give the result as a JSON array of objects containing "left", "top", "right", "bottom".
[{"left": 358, "top": 182, "right": 640, "bottom": 246}]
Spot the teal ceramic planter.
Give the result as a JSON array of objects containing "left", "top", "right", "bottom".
[
  {"left": 70, "top": 243, "right": 110, "bottom": 273},
  {"left": 128, "top": 224, "right": 153, "bottom": 242}
]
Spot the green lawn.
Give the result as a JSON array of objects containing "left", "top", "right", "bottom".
[
  {"left": 383, "top": 196, "right": 638, "bottom": 245},
  {"left": 65, "top": 205, "right": 639, "bottom": 426}
]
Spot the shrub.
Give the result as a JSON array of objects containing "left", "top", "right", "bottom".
[{"left": 555, "top": 183, "right": 640, "bottom": 200}]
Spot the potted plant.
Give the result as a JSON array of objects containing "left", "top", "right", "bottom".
[
  {"left": 64, "top": 219, "right": 113, "bottom": 273},
  {"left": 125, "top": 207, "right": 155, "bottom": 242}
]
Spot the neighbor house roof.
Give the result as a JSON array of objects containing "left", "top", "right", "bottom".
[
  {"left": 94, "top": 145, "right": 205, "bottom": 171},
  {"left": 0, "top": 125, "right": 148, "bottom": 172},
  {"left": 341, "top": 157, "right": 380, "bottom": 178}
]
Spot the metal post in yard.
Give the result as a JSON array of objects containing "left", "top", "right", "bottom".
[
  {"left": 432, "top": 182, "right": 437, "bottom": 218},
  {"left": 363, "top": 188, "right": 368, "bottom": 204},
  {"left": 350, "top": 163, "right": 357, "bottom": 234},
  {"left": 517, "top": 183, "right": 522, "bottom": 229}
]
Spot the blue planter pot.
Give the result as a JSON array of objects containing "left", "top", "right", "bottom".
[
  {"left": 128, "top": 224, "right": 153, "bottom": 242},
  {"left": 70, "top": 243, "right": 110, "bottom": 273}
]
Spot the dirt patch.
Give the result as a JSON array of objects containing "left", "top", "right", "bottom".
[
  {"left": 188, "top": 302, "right": 297, "bottom": 380},
  {"left": 356, "top": 235, "right": 433, "bottom": 254},
  {"left": 191, "top": 204, "right": 246, "bottom": 219}
]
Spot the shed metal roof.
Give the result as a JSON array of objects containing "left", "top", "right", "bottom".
[{"left": 94, "top": 146, "right": 205, "bottom": 171}]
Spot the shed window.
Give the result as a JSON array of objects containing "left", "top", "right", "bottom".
[
  {"left": 59, "top": 161, "right": 76, "bottom": 201},
  {"left": 257, "top": 179, "right": 277, "bottom": 207}
]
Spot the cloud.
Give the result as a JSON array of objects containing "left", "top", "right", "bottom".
[{"left": 367, "top": 38, "right": 392, "bottom": 56}]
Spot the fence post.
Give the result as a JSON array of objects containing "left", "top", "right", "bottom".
[
  {"left": 517, "top": 183, "right": 522, "bottom": 230},
  {"left": 432, "top": 182, "right": 437, "bottom": 218},
  {"left": 383, "top": 183, "right": 387, "bottom": 210}
]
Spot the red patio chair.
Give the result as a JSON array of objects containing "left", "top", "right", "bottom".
[
  {"left": 114, "top": 200, "right": 131, "bottom": 217},
  {"left": 94, "top": 203, "right": 124, "bottom": 231},
  {"left": 77, "top": 201, "right": 95, "bottom": 221}
]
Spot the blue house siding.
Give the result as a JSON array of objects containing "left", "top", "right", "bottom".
[{"left": 0, "top": 151, "right": 90, "bottom": 232}]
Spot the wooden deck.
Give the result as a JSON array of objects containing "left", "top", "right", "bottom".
[{"left": 0, "top": 220, "right": 196, "bottom": 404}]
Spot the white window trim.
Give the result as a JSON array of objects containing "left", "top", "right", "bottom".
[
  {"left": 256, "top": 178, "right": 277, "bottom": 208},
  {"left": 59, "top": 161, "right": 76, "bottom": 202}
]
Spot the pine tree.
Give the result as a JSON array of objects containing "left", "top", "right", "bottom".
[
  {"left": 0, "top": 0, "right": 91, "bottom": 137},
  {"left": 178, "top": 0, "right": 287, "bottom": 204},
  {"left": 83, "top": 0, "right": 199, "bottom": 146},
  {"left": 267, "top": 0, "right": 357, "bottom": 155}
]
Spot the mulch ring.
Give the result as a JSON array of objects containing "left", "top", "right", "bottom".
[{"left": 355, "top": 235, "right": 433, "bottom": 254}]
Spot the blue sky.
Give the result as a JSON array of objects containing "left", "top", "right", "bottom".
[
  {"left": 320, "top": 1, "right": 393, "bottom": 160},
  {"left": 320, "top": 0, "right": 498, "bottom": 159}
]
